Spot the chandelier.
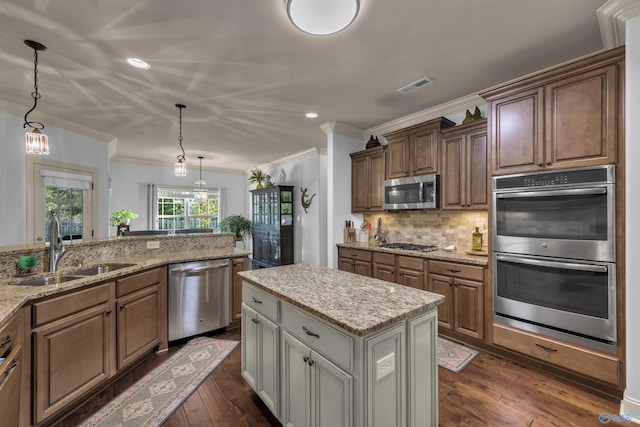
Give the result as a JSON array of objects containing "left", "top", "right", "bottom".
[
  {"left": 193, "top": 156, "right": 208, "bottom": 202},
  {"left": 174, "top": 104, "right": 187, "bottom": 176},
  {"left": 23, "top": 40, "right": 49, "bottom": 155}
]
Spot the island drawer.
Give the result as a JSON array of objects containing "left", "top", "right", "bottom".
[
  {"left": 117, "top": 268, "right": 162, "bottom": 297},
  {"left": 281, "top": 302, "right": 353, "bottom": 372},
  {"left": 338, "top": 247, "right": 372, "bottom": 261},
  {"left": 428, "top": 260, "right": 484, "bottom": 281},
  {"left": 32, "top": 283, "right": 113, "bottom": 327},
  {"left": 0, "top": 310, "right": 21, "bottom": 358},
  {"left": 242, "top": 282, "right": 279, "bottom": 322}
]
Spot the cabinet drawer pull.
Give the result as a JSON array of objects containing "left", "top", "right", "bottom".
[
  {"left": 303, "top": 355, "right": 309, "bottom": 363},
  {"left": 4, "top": 359, "right": 17, "bottom": 376},
  {"left": 447, "top": 268, "right": 461, "bottom": 273},
  {"left": 252, "top": 317, "right": 259, "bottom": 324},
  {"left": 545, "top": 161, "right": 552, "bottom": 166},
  {"left": 106, "top": 309, "right": 112, "bottom": 315},
  {"left": 537, "top": 162, "right": 544, "bottom": 167},
  {"left": 302, "top": 326, "right": 320, "bottom": 339},
  {"left": 252, "top": 297, "right": 263, "bottom": 304},
  {"left": 308, "top": 358, "right": 315, "bottom": 367},
  {"left": 0, "top": 335, "right": 11, "bottom": 349},
  {"left": 535, "top": 343, "right": 558, "bottom": 352},
  {"left": 120, "top": 304, "right": 125, "bottom": 311}
]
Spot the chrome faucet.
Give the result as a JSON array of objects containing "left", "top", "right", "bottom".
[{"left": 48, "top": 215, "right": 66, "bottom": 272}]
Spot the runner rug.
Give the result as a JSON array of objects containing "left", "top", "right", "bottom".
[
  {"left": 78, "top": 337, "right": 238, "bottom": 427},
  {"left": 438, "top": 337, "right": 480, "bottom": 373}
]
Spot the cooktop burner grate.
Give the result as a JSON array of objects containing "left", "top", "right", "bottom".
[{"left": 380, "top": 243, "right": 438, "bottom": 252}]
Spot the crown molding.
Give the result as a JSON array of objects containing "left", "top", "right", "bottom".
[
  {"left": 598, "top": 0, "right": 640, "bottom": 49},
  {"left": 364, "top": 93, "right": 486, "bottom": 137},
  {"left": 110, "top": 155, "right": 244, "bottom": 175},
  {"left": 250, "top": 146, "right": 328, "bottom": 173},
  {"left": 320, "top": 121, "right": 365, "bottom": 140}
]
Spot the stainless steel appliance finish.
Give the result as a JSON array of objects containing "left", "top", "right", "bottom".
[
  {"left": 384, "top": 174, "right": 439, "bottom": 210},
  {"left": 492, "top": 165, "right": 615, "bottom": 262},
  {"left": 168, "top": 259, "right": 230, "bottom": 341},
  {"left": 493, "top": 253, "right": 616, "bottom": 353}
]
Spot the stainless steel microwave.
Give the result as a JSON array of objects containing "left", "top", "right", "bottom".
[{"left": 384, "top": 174, "right": 439, "bottom": 210}]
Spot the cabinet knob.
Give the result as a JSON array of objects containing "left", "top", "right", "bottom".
[
  {"left": 4, "top": 359, "right": 18, "bottom": 377},
  {"left": 252, "top": 317, "right": 259, "bottom": 324},
  {"left": 537, "top": 162, "right": 544, "bottom": 167},
  {"left": 308, "top": 358, "right": 315, "bottom": 367},
  {"left": 545, "top": 161, "right": 552, "bottom": 166},
  {"left": 0, "top": 335, "right": 11, "bottom": 349},
  {"left": 303, "top": 355, "right": 309, "bottom": 363},
  {"left": 120, "top": 304, "right": 125, "bottom": 311},
  {"left": 106, "top": 309, "right": 112, "bottom": 315}
]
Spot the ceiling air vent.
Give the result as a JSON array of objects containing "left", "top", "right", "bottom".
[{"left": 397, "top": 76, "right": 433, "bottom": 95}]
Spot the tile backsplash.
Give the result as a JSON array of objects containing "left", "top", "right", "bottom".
[{"left": 364, "top": 210, "right": 488, "bottom": 251}]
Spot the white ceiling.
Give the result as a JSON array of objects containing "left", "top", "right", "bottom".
[{"left": 0, "top": 0, "right": 608, "bottom": 172}]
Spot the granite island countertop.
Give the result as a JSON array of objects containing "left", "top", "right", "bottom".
[
  {"left": 238, "top": 263, "right": 445, "bottom": 336},
  {"left": 337, "top": 242, "right": 489, "bottom": 266},
  {"left": 0, "top": 246, "right": 250, "bottom": 329}
]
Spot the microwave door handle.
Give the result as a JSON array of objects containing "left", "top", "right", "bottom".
[
  {"left": 495, "top": 188, "right": 607, "bottom": 199},
  {"left": 496, "top": 255, "right": 608, "bottom": 273},
  {"left": 419, "top": 182, "right": 424, "bottom": 202}
]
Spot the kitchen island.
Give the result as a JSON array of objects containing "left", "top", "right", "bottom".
[{"left": 238, "top": 263, "right": 444, "bottom": 427}]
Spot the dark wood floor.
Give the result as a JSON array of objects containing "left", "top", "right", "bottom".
[{"left": 58, "top": 329, "right": 619, "bottom": 427}]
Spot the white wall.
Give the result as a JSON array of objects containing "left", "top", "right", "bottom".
[
  {"left": 257, "top": 148, "right": 328, "bottom": 266},
  {"left": 109, "top": 161, "right": 248, "bottom": 234},
  {"left": 623, "top": 13, "right": 640, "bottom": 420},
  {"left": 0, "top": 112, "right": 110, "bottom": 246}
]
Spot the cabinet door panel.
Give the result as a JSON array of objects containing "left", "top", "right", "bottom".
[
  {"left": 117, "top": 286, "right": 160, "bottom": 369},
  {"left": 230, "top": 258, "right": 248, "bottom": 322},
  {"left": 241, "top": 305, "right": 259, "bottom": 390},
  {"left": 353, "top": 260, "right": 372, "bottom": 278},
  {"left": 0, "top": 345, "right": 22, "bottom": 427},
  {"left": 398, "top": 269, "right": 424, "bottom": 290},
  {"left": 351, "top": 155, "right": 369, "bottom": 212},
  {"left": 369, "top": 151, "right": 386, "bottom": 210},
  {"left": 427, "top": 274, "right": 453, "bottom": 330},
  {"left": 386, "top": 135, "right": 410, "bottom": 179},
  {"left": 373, "top": 263, "right": 395, "bottom": 283},
  {"left": 467, "top": 131, "right": 488, "bottom": 208},
  {"left": 282, "top": 332, "right": 311, "bottom": 427},
  {"left": 454, "top": 279, "right": 484, "bottom": 339},
  {"left": 492, "top": 88, "right": 544, "bottom": 174},
  {"left": 258, "top": 315, "right": 279, "bottom": 416},
  {"left": 34, "top": 304, "right": 112, "bottom": 424},
  {"left": 312, "top": 352, "right": 352, "bottom": 427},
  {"left": 412, "top": 127, "right": 439, "bottom": 175},
  {"left": 441, "top": 136, "right": 464, "bottom": 209}
]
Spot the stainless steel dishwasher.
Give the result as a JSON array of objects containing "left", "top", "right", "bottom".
[{"left": 168, "top": 259, "right": 230, "bottom": 341}]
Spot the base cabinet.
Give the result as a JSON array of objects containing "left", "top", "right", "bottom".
[
  {"left": 281, "top": 331, "right": 352, "bottom": 427},
  {"left": 230, "top": 257, "right": 249, "bottom": 324},
  {"left": 242, "top": 281, "right": 439, "bottom": 427},
  {"left": 0, "top": 309, "right": 24, "bottom": 427},
  {"left": 338, "top": 247, "right": 372, "bottom": 277}
]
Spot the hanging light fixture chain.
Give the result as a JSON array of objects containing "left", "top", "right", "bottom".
[{"left": 23, "top": 43, "right": 46, "bottom": 131}]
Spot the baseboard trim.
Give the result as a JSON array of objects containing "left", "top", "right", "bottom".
[{"left": 620, "top": 391, "right": 640, "bottom": 424}]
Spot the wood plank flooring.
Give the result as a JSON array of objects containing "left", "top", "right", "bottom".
[{"left": 58, "top": 329, "right": 620, "bottom": 427}]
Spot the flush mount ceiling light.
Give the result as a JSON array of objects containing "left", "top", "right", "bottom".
[
  {"left": 174, "top": 104, "right": 187, "bottom": 176},
  {"left": 193, "top": 156, "right": 208, "bottom": 202},
  {"left": 126, "top": 57, "right": 150, "bottom": 69},
  {"left": 23, "top": 40, "right": 49, "bottom": 155},
  {"left": 286, "top": 0, "right": 360, "bottom": 35},
  {"left": 305, "top": 112, "right": 318, "bottom": 118}
]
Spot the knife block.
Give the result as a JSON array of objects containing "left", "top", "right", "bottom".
[{"left": 343, "top": 227, "right": 356, "bottom": 243}]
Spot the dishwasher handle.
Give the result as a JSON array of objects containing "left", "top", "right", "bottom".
[{"left": 169, "top": 260, "right": 229, "bottom": 274}]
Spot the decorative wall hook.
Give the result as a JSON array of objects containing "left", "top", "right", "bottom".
[{"left": 301, "top": 187, "right": 316, "bottom": 214}]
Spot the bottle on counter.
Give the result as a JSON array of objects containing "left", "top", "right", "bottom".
[{"left": 472, "top": 227, "right": 483, "bottom": 251}]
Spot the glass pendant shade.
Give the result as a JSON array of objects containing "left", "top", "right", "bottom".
[
  {"left": 193, "top": 156, "right": 207, "bottom": 202},
  {"left": 175, "top": 158, "right": 186, "bottom": 176},
  {"left": 286, "top": 0, "right": 359, "bottom": 35},
  {"left": 25, "top": 128, "right": 49, "bottom": 155}
]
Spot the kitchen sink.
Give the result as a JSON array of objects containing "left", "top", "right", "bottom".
[
  {"left": 16, "top": 275, "right": 85, "bottom": 286},
  {"left": 70, "top": 263, "right": 136, "bottom": 276}
]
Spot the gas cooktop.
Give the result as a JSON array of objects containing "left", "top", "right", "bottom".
[{"left": 380, "top": 243, "right": 438, "bottom": 252}]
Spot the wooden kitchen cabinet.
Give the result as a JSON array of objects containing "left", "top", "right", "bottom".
[
  {"left": 482, "top": 46, "right": 624, "bottom": 175},
  {"left": 116, "top": 267, "right": 165, "bottom": 370},
  {"left": 383, "top": 117, "right": 455, "bottom": 179},
  {"left": 338, "top": 247, "right": 372, "bottom": 277},
  {"left": 251, "top": 185, "right": 295, "bottom": 268},
  {"left": 230, "top": 256, "right": 249, "bottom": 325},
  {"left": 441, "top": 119, "right": 489, "bottom": 210},
  {"left": 373, "top": 252, "right": 426, "bottom": 290},
  {"left": 350, "top": 146, "right": 385, "bottom": 213},
  {"left": 0, "top": 309, "right": 24, "bottom": 427},
  {"left": 427, "top": 260, "right": 484, "bottom": 340},
  {"left": 32, "top": 283, "right": 116, "bottom": 425}
]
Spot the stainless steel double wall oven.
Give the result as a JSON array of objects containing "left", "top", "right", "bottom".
[{"left": 492, "top": 165, "right": 616, "bottom": 353}]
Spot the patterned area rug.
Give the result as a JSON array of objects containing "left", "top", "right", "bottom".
[
  {"left": 438, "top": 337, "right": 480, "bottom": 373},
  {"left": 78, "top": 337, "right": 238, "bottom": 427}
]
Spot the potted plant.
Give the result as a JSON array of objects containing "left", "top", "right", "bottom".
[
  {"left": 110, "top": 209, "right": 138, "bottom": 227},
  {"left": 219, "top": 215, "right": 252, "bottom": 240},
  {"left": 249, "top": 167, "right": 266, "bottom": 189}
]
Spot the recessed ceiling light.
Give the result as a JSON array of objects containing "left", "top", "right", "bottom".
[
  {"left": 305, "top": 112, "right": 318, "bottom": 119},
  {"left": 126, "top": 57, "right": 150, "bottom": 70}
]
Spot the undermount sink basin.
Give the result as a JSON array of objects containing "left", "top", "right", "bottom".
[
  {"left": 70, "top": 263, "right": 136, "bottom": 276},
  {"left": 16, "top": 275, "right": 85, "bottom": 286}
]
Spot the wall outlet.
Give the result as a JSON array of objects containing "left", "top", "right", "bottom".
[
  {"left": 146, "top": 241, "right": 160, "bottom": 249},
  {"left": 376, "top": 353, "right": 395, "bottom": 381}
]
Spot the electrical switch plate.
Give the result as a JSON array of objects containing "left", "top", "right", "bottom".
[
  {"left": 146, "top": 241, "right": 160, "bottom": 249},
  {"left": 376, "top": 353, "right": 395, "bottom": 381}
]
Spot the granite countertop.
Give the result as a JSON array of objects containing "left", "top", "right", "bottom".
[
  {"left": 0, "top": 247, "right": 250, "bottom": 329},
  {"left": 239, "top": 263, "right": 445, "bottom": 336},
  {"left": 337, "top": 242, "right": 489, "bottom": 266}
]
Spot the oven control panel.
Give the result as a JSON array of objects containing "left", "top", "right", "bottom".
[
  {"left": 522, "top": 175, "right": 569, "bottom": 187},
  {"left": 493, "top": 165, "right": 614, "bottom": 190}
]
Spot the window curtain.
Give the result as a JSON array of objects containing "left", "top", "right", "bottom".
[
  {"left": 146, "top": 183, "right": 157, "bottom": 230},
  {"left": 40, "top": 169, "right": 92, "bottom": 190}
]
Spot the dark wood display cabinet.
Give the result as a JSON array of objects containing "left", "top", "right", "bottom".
[{"left": 251, "top": 185, "right": 294, "bottom": 269}]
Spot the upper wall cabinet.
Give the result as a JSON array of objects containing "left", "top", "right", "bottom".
[
  {"left": 481, "top": 46, "right": 624, "bottom": 176},
  {"left": 383, "top": 117, "right": 455, "bottom": 179},
  {"left": 440, "top": 119, "right": 488, "bottom": 210},
  {"left": 350, "top": 146, "right": 385, "bottom": 213}
]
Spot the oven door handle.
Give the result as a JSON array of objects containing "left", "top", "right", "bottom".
[
  {"left": 496, "top": 254, "right": 608, "bottom": 273},
  {"left": 495, "top": 188, "right": 607, "bottom": 199}
]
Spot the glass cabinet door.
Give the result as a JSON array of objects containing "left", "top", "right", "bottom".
[{"left": 281, "top": 190, "right": 293, "bottom": 226}]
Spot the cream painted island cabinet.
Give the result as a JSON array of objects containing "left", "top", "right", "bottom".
[{"left": 239, "top": 264, "right": 445, "bottom": 427}]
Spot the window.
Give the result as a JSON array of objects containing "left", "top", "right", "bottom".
[
  {"left": 45, "top": 187, "right": 84, "bottom": 243},
  {"left": 157, "top": 187, "right": 220, "bottom": 233}
]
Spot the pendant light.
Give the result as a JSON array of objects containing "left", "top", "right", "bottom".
[
  {"left": 174, "top": 104, "right": 187, "bottom": 176},
  {"left": 23, "top": 40, "right": 49, "bottom": 155},
  {"left": 193, "top": 156, "right": 208, "bottom": 202},
  {"left": 286, "top": 0, "right": 360, "bottom": 36}
]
